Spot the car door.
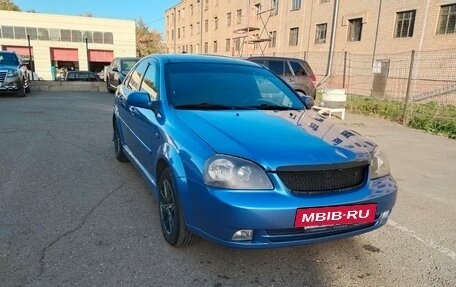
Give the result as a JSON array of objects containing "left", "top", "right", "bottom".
[
  {"left": 116, "top": 60, "right": 149, "bottom": 160},
  {"left": 108, "top": 58, "right": 118, "bottom": 87},
  {"left": 130, "top": 59, "right": 162, "bottom": 176}
]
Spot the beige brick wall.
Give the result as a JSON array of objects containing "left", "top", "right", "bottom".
[{"left": 165, "top": 0, "right": 456, "bottom": 57}]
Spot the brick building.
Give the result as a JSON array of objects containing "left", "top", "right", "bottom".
[{"left": 164, "top": 0, "right": 456, "bottom": 57}]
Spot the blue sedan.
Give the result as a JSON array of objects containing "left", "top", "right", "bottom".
[{"left": 112, "top": 54, "right": 397, "bottom": 248}]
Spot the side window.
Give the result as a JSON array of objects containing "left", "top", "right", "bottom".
[
  {"left": 267, "top": 60, "right": 285, "bottom": 76},
  {"left": 67, "top": 72, "right": 76, "bottom": 80},
  {"left": 140, "top": 61, "right": 159, "bottom": 101},
  {"left": 128, "top": 61, "right": 149, "bottom": 91},
  {"left": 89, "top": 73, "right": 97, "bottom": 81},
  {"left": 289, "top": 61, "right": 307, "bottom": 76}
]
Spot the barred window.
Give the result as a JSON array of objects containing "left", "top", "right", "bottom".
[
  {"left": 289, "top": 27, "right": 299, "bottom": 46},
  {"left": 437, "top": 4, "right": 456, "bottom": 34},
  {"left": 395, "top": 10, "right": 415, "bottom": 38},
  {"left": 315, "top": 23, "right": 327, "bottom": 44}
]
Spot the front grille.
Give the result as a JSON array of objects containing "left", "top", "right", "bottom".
[
  {"left": 276, "top": 163, "right": 368, "bottom": 193},
  {"left": 0, "top": 72, "right": 6, "bottom": 82}
]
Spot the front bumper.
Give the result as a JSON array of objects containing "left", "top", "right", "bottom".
[
  {"left": 0, "top": 75, "right": 22, "bottom": 93},
  {"left": 184, "top": 175, "right": 397, "bottom": 248}
]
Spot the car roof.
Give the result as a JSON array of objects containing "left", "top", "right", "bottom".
[
  {"left": 144, "top": 54, "right": 260, "bottom": 67},
  {"left": 247, "top": 56, "right": 308, "bottom": 62}
]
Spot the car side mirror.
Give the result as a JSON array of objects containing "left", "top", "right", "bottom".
[
  {"left": 302, "top": 95, "right": 314, "bottom": 109},
  {"left": 126, "top": 91, "right": 152, "bottom": 109},
  {"left": 112, "top": 67, "right": 119, "bottom": 72}
]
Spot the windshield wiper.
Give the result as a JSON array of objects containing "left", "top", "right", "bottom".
[
  {"left": 247, "top": 104, "right": 296, "bottom": 110},
  {"left": 174, "top": 103, "right": 254, "bottom": 110}
]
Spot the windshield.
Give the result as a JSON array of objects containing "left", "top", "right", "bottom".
[
  {"left": 0, "top": 53, "right": 19, "bottom": 66},
  {"left": 165, "top": 62, "right": 305, "bottom": 110}
]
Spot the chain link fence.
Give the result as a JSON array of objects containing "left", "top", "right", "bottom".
[{"left": 249, "top": 48, "right": 456, "bottom": 123}]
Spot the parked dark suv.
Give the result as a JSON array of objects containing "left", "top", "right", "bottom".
[
  {"left": 247, "top": 56, "right": 317, "bottom": 99},
  {"left": 0, "top": 51, "right": 29, "bottom": 97},
  {"left": 106, "top": 57, "right": 140, "bottom": 93}
]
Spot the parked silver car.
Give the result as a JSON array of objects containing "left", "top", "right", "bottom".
[{"left": 106, "top": 57, "right": 139, "bottom": 93}]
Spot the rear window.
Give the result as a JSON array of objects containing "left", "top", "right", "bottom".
[{"left": 120, "top": 59, "right": 139, "bottom": 72}]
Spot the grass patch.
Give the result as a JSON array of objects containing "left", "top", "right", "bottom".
[{"left": 340, "top": 95, "right": 456, "bottom": 139}]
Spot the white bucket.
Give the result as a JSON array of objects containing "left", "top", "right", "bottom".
[{"left": 321, "top": 88, "right": 347, "bottom": 109}]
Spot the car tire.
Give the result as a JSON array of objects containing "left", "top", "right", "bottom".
[
  {"left": 107, "top": 78, "right": 114, "bottom": 93},
  {"left": 113, "top": 123, "right": 129, "bottom": 162},
  {"left": 18, "top": 86, "right": 26, "bottom": 97},
  {"left": 25, "top": 86, "right": 31, "bottom": 93},
  {"left": 159, "top": 168, "right": 196, "bottom": 247}
]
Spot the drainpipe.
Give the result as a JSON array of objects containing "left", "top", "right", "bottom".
[
  {"left": 173, "top": 7, "right": 177, "bottom": 53},
  {"left": 372, "top": 0, "right": 383, "bottom": 66},
  {"left": 317, "top": 0, "right": 339, "bottom": 87}
]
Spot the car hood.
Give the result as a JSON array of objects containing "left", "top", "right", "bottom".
[{"left": 174, "top": 109, "right": 373, "bottom": 170}]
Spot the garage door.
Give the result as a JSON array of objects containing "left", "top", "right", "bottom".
[
  {"left": 88, "top": 50, "right": 113, "bottom": 62},
  {"left": 50, "top": 48, "right": 79, "bottom": 61}
]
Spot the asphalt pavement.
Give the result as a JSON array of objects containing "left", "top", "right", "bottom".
[{"left": 0, "top": 91, "right": 455, "bottom": 287}]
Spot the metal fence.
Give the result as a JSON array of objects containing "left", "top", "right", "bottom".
[{"left": 253, "top": 48, "right": 456, "bottom": 106}]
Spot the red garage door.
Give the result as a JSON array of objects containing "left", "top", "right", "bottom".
[
  {"left": 50, "top": 48, "right": 79, "bottom": 61},
  {"left": 88, "top": 50, "right": 113, "bottom": 62},
  {"left": 4, "top": 46, "right": 33, "bottom": 58}
]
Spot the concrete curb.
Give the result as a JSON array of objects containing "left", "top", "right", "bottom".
[{"left": 31, "top": 81, "right": 106, "bottom": 92}]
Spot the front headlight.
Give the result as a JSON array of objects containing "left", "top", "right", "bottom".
[
  {"left": 204, "top": 155, "right": 273, "bottom": 189},
  {"left": 6, "top": 69, "right": 19, "bottom": 77},
  {"left": 370, "top": 146, "right": 390, "bottom": 179}
]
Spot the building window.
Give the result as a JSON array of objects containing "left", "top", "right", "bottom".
[
  {"left": 205, "top": 0, "right": 209, "bottom": 10},
  {"left": 315, "top": 23, "right": 327, "bottom": 44},
  {"left": 269, "top": 31, "right": 277, "bottom": 47},
  {"left": 255, "top": 3, "right": 261, "bottom": 19},
  {"left": 291, "top": 0, "right": 301, "bottom": 10},
  {"left": 226, "top": 38, "right": 231, "bottom": 52},
  {"left": 50, "top": 29, "right": 61, "bottom": 41},
  {"left": 190, "top": 4, "right": 194, "bottom": 15},
  {"left": 14, "top": 26, "right": 26, "bottom": 39},
  {"left": 197, "top": 22, "right": 200, "bottom": 34},
  {"left": 214, "top": 41, "right": 218, "bottom": 53},
  {"left": 1, "top": 26, "right": 13, "bottom": 38},
  {"left": 395, "top": 10, "right": 415, "bottom": 38},
  {"left": 271, "top": 0, "right": 279, "bottom": 16},
  {"left": 103, "top": 32, "right": 113, "bottom": 44},
  {"left": 237, "top": 9, "right": 242, "bottom": 24},
  {"left": 289, "top": 27, "right": 299, "bottom": 46},
  {"left": 227, "top": 12, "right": 232, "bottom": 27},
  {"left": 320, "top": 0, "right": 330, "bottom": 3},
  {"left": 182, "top": 27, "right": 185, "bottom": 38},
  {"left": 205, "top": 19, "right": 209, "bottom": 32},
  {"left": 190, "top": 45, "right": 193, "bottom": 53},
  {"left": 171, "top": 29, "right": 175, "bottom": 40},
  {"left": 204, "top": 42, "right": 208, "bottom": 53},
  {"left": 38, "top": 28, "right": 49, "bottom": 40},
  {"left": 214, "top": 17, "right": 219, "bottom": 30},
  {"left": 178, "top": 28, "right": 181, "bottom": 39},
  {"left": 190, "top": 24, "right": 193, "bottom": 36},
  {"left": 234, "top": 38, "right": 241, "bottom": 51},
  {"left": 93, "top": 31, "right": 103, "bottom": 43},
  {"left": 178, "top": 10, "right": 181, "bottom": 20},
  {"left": 437, "top": 4, "right": 456, "bottom": 34},
  {"left": 26, "top": 27, "right": 38, "bottom": 40},
  {"left": 71, "top": 30, "right": 81, "bottom": 42},
  {"left": 348, "top": 18, "right": 362, "bottom": 41}
]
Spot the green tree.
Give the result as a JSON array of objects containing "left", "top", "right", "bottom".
[
  {"left": 136, "top": 18, "right": 166, "bottom": 57},
  {"left": 0, "top": 0, "right": 21, "bottom": 11}
]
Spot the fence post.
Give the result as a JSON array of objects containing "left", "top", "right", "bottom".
[
  {"left": 402, "top": 50, "right": 415, "bottom": 125},
  {"left": 343, "top": 51, "right": 347, "bottom": 89}
]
